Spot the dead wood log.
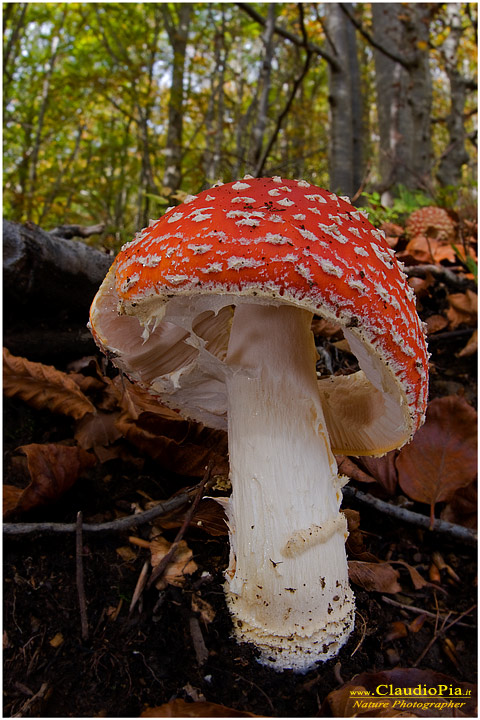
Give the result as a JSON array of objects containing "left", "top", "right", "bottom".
[
  {"left": 49, "top": 222, "right": 106, "bottom": 239},
  {"left": 4, "top": 219, "right": 113, "bottom": 360},
  {"left": 4, "top": 219, "right": 112, "bottom": 318}
]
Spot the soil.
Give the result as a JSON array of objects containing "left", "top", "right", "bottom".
[{"left": 3, "top": 312, "right": 478, "bottom": 718}]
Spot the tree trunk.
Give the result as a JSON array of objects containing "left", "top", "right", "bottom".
[
  {"left": 27, "top": 8, "right": 68, "bottom": 218},
  {"left": 372, "top": 4, "right": 433, "bottom": 197},
  {"left": 403, "top": 5, "right": 433, "bottom": 190},
  {"left": 324, "top": 3, "right": 364, "bottom": 197},
  {"left": 436, "top": 4, "right": 471, "bottom": 187},
  {"left": 251, "top": 4, "right": 276, "bottom": 175},
  {"left": 204, "top": 8, "right": 227, "bottom": 182},
  {"left": 161, "top": 4, "right": 192, "bottom": 194},
  {"left": 4, "top": 219, "right": 112, "bottom": 360},
  {"left": 3, "top": 219, "right": 111, "bottom": 319}
]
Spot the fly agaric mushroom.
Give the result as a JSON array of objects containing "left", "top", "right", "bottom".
[
  {"left": 89, "top": 177, "right": 429, "bottom": 673},
  {"left": 406, "top": 206, "right": 456, "bottom": 243}
]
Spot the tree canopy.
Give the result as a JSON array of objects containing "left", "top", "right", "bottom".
[{"left": 3, "top": 2, "right": 477, "bottom": 245}]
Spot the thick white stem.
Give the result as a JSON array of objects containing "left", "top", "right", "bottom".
[{"left": 224, "top": 303, "right": 355, "bottom": 672}]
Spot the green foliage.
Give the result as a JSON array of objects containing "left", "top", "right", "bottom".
[
  {"left": 2, "top": 3, "right": 477, "bottom": 246},
  {"left": 452, "top": 244, "right": 478, "bottom": 283},
  {"left": 361, "top": 185, "right": 432, "bottom": 226}
]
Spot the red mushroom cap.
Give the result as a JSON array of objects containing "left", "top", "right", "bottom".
[{"left": 90, "top": 177, "right": 429, "bottom": 454}]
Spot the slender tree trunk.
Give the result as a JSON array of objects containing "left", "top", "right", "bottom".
[
  {"left": 39, "top": 122, "right": 85, "bottom": 223},
  {"left": 404, "top": 5, "right": 433, "bottom": 190},
  {"left": 372, "top": 4, "right": 433, "bottom": 197},
  {"left": 436, "top": 4, "right": 470, "bottom": 187},
  {"left": 26, "top": 9, "right": 67, "bottom": 217},
  {"left": 3, "top": 2, "right": 29, "bottom": 106},
  {"left": 251, "top": 4, "right": 276, "bottom": 174},
  {"left": 324, "top": 3, "right": 364, "bottom": 197},
  {"left": 372, "top": 4, "right": 413, "bottom": 195},
  {"left": 161, "top": 4, "right": 192, "bottom": 194},
  {"left": 204, "top": 8, "right": 227, "bottom": 181}
]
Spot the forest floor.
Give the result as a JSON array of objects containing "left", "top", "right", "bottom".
[{"left": 3, "top": 226, "right": 478, "bottom": 718}]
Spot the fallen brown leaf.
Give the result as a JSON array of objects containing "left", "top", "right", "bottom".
[
  {"left": 348, "top": 561, "right": 402, "bottom": 594},
  {"left": 3, "top": 485, "right": 23, "bottom": 516},
  {"left": 3, "top": 443, "right": 96, "bottom": 518},
  {"left": 311, "top": 317, "right": 343, "bottom": 339},
  {"left": 380, "top": 222, "right": 404, "bottom": 249},
  {"left": 114, "top": 375, "right": 183, "bottom": 421},
  {"left": 396, "top": 396, "right": 477, "bottom": 524},
  {"left": 157, "top": 498, "right": 228, "bottom": 537},
  {"left": 3, "top": 347, "right": 95, "bottom": 420},
  {"left": 390, "top": 561, "right": 429, "bottom": 591},
  {"left": 356, "top": 452, "right": 399, "bottom": 495},
  {"left": 408, "top": 273, "right": 435, "bottom": 299},
  {"left": 49, "top": 633, "right": 64, "bottom": 648},
  {"left": 446, "top": 290, "right": 477, "bottom": 329},
  {"left": 425, "top": 314, "right": 449, "bottom": 335},
  {"left": 408, "top": 614, "right": 427, "bottom": 634},
  {"left": 440, "top": 480, "right": 477, "bottom": 529},
  {"left": 191, "top": 593, "right": 216, "bottom": 624},
  {"left": 150, "top": 536, "right": 198, "bottom": 590},
  {"left": 74, "top": 410, "right": 122, "bottom": 452},
  {"left": 141, "top": 698, "right": 260, "bottom": 717},
  {"left": 384, "top": 621, "right": 408, "bottom": 643},
  {"left": 457, "top": 329, "right": 477, "bottom": 357},
  {"left": 116, "top": 412, "right": 228, "bottom": 477},
  {"left": 405, "top": 234, "right": 458, "bottom": 264}
]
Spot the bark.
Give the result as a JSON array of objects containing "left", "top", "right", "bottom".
[
  {"left": 203, "top": 8, "right": 227, "bottom": 181},
  {"left": 372, "top": 4, "right": 433, "bottom": 197},
  {"left": 324, "top": 3, "right": 364, "bottom": 196},
  {"left": 3, "top": 2, "right": 29, "bottom": 99},
  {"left": 135, "top": 9, "right": 162, "bottom": 228},
  {"left": 404, "top": 5, "right": 433, "bottom": 189},
  {"left": 436, "top": 4, "right": 471, "bottom": 187},
  {"left": 251, "top": 4, "right": 276, "bottom": 174},
  {"left": 26, "top": 8, "right": 68, "bottom": 218},
  {"left": 161, "top": 4, "right": 192, "bottom": 194},
  {"left": 3, "top": 219, "right": 112, "bottom": 322}
]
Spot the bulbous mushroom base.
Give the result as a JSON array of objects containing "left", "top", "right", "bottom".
[{"left": 226, "top": 587, "right": 355, "bottom": 673}]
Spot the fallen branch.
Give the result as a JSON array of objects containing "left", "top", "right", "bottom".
[
  {"left": 3, "top": 490, "right": 192, "bottom": 537},
  {"left": 50, "top": 222, "right": 105, "bottom": 239},
  {"left": 3, "top": 218, "right": 112, "bottom": 317},
  {"left": 404, "top": 264, "right": 472, "bottom": 290},
  {"left": 413, "top": 602, "right": 476, "bottom": 667},
  {"left": 426, "top": 328, "right": 475, "bottom": 344},
  {"left": 147, "top": 461, "right": 214, "bottom": 589},
  {"left": 343, "top": 486, "right": 477, "bottom": 546},
  {"left": 380, "top": 596, "right": 476, "bottom": 629}
]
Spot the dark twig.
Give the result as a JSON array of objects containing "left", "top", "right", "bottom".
[
  {"left": 343, "top": 486, "right": 477, "bottom": 546},
  {"left": 426, "top": 328, "right": 475, "bottom": 344},
  {"left": 3, "top": 490, "right": 192, "bottom": 537},
  {"left": 339, "top": 3, "right": 414, "bottom": 69},
  {"left": 236, "top": 2, "right": 340, "bottom": 70},
  {"left": 404, "top": 264, "right": 472, "bottom": 289},
  {"left": 76, "top": 512, "right": 89, "bottom": 641},
  {"left": 413, "top": 603, "right": 476, "bottom": 666},
  {"left": 255, "top": 4, "right": 313, "bottom": 177},
  {"left": 50, "top": 222, "right": 105, "bottom": 239},
  {"left": 129, "top": 560, "right": 150, "bottom": 616},
  {"left": 189, "top": 616, "right": 209, "bottom": 667},
  {"left": 11, "top": 682, "right": 49, "bottom": 718},
  {"left": 147, "top": 461, "right": 215, "bottom": 589},
  {"left": 380, "top": 596, "right": 476, "bottom": 628}
]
